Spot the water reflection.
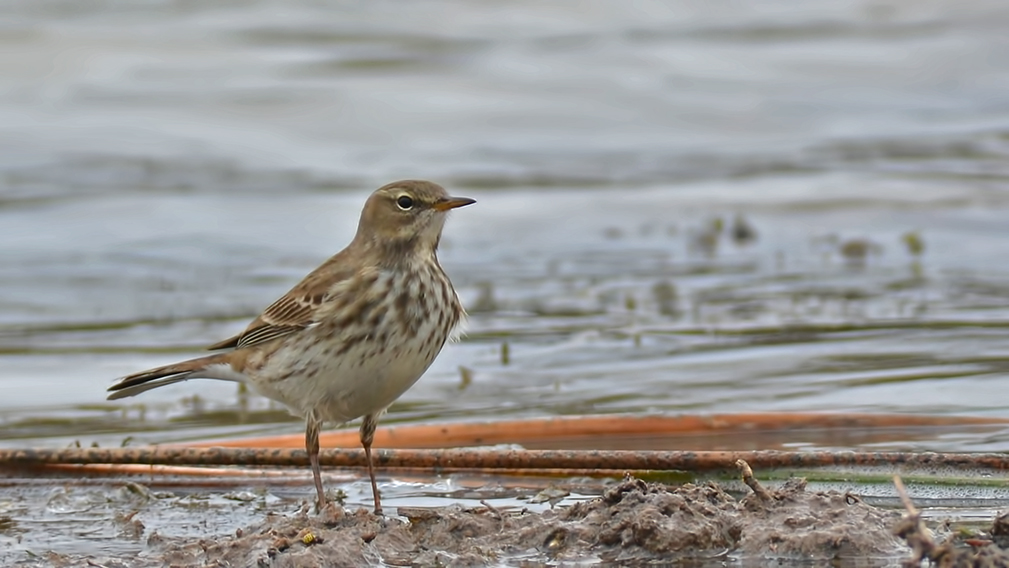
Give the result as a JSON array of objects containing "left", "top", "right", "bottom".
[{"left": 0, "top": 0, "right": 1008, "bottom": 453}]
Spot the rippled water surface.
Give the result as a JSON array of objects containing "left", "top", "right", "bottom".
[
  {"left": 2, "top": 0, "right": 1009, "bottom": 562},
  {"left": 5, "top": 0, "right": 1009, "bottom": 445}
]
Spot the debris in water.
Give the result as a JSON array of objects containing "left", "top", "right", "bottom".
[
  {"left": 893, "top": 475, "right": 1009, "bottom": 567},
  {"left": 731, "top": 214, "right": 757, "bottom": 246}
]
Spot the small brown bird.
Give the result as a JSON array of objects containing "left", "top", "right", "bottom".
[{"left": 108, "top": 180, "right": 474, "bottom": 514}]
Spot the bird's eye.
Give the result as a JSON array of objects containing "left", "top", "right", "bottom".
[{"left": 396, "top": 195, "right": 414, "bottom": 210}]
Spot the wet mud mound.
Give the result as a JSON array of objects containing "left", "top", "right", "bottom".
[
  {"left": 557, "top": 476, "right": 902, "bottom": 563},
  {"left": 67, "top": 475, "right": 904, "bottom": 567}
]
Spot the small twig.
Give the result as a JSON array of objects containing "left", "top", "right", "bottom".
[
  {"left": 736, "top": 459, "right": 773, "bottom": 501},
  {"left": 479, "top": 499, "right": 509, "bottom": 531},
  {"left": 892, "top": 475, "right": 934, "bottom": 567},
  {"left": 893, "top": 475, "right": 919, "bottom": 517},
  {"left": 479, "top": 499, "right": 502, "bottom": 520}
]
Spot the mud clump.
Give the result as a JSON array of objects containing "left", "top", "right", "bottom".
[
  {"left": 557, "top": 476, "right": 902, "bottom": 563},
  {"left": 56, "top": 474, "right": 902, "bottom": 567}
]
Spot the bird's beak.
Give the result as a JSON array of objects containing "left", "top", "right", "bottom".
[{"left": 432, "top": 196, "right": 476, "bottom": 211}]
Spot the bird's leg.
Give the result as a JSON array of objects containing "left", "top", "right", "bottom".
[
  {"left": 305, "top": 414, "right": 326, "bottom": 511},
  {"left": 360, "top": 413, "right": 382, "bottom": 514}
]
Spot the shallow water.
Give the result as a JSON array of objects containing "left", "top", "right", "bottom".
[{"left": 2, "top": 0, "right": 1009, "bottom": 563}]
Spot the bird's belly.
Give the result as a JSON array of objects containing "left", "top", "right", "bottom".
[{"left": 250, "top": 321, "right": 447, "bottom": 424}]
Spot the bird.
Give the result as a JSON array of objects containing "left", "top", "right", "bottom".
[{"left": 107, "top": 180, "right": 474, "bottom": 514}]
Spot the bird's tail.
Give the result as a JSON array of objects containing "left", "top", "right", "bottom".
[{"left": 107, "top": 352, "right": 239, "bottom": 400}]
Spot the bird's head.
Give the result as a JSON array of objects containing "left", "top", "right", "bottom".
[{"left": 355, "top": 180, "right": 474, "bottom": 261}]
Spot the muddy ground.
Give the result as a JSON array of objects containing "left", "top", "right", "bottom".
[
  {"left": 22, "top": 474, "right": 898, "bottom": 567},
  {"left": 15, "top": 472, "right": 1009, "bottom": 567}
]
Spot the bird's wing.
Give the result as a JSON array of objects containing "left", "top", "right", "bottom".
[{"left": 207, "top": 252, "right": 355, "bottom": 350}]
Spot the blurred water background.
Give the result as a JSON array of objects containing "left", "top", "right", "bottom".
[{"left": 2, "top": 0, "right": 1009, "bottom": 453}]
